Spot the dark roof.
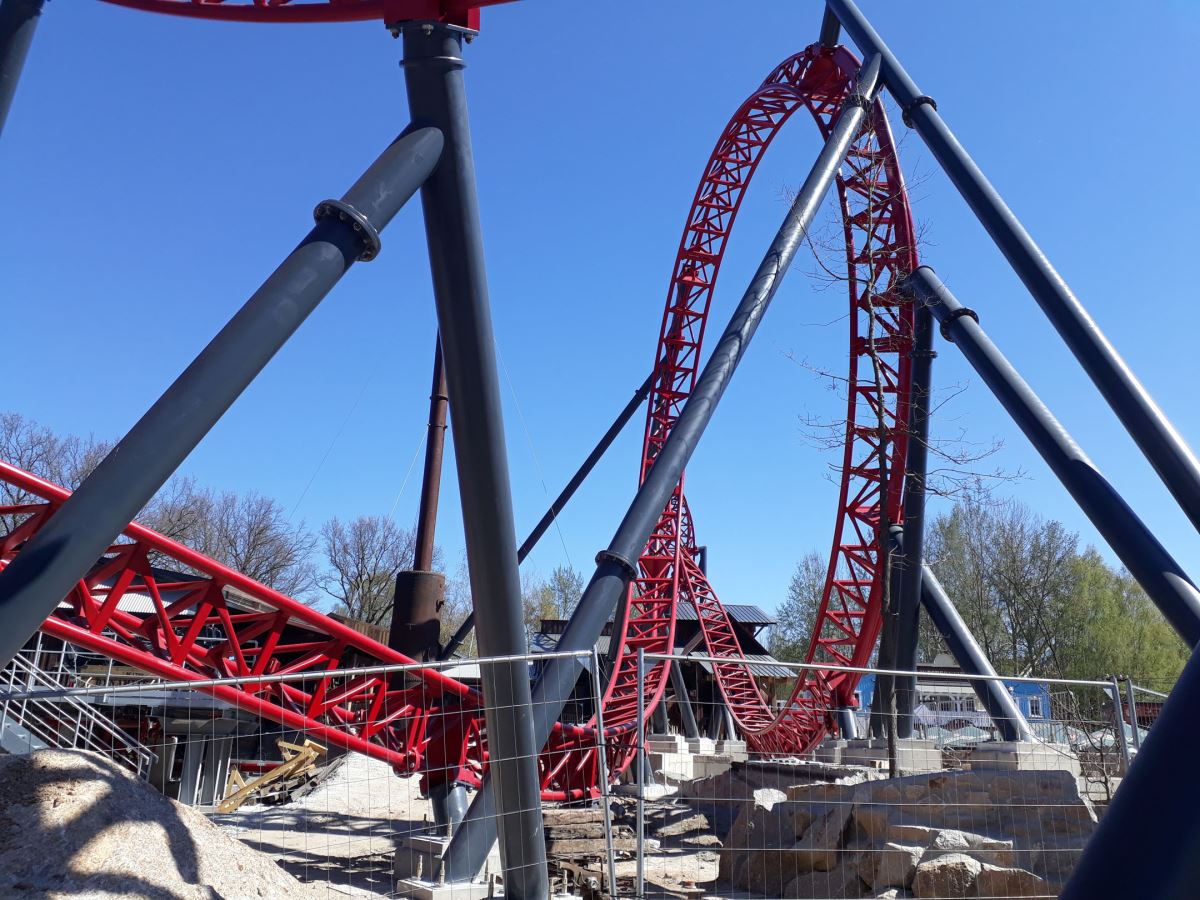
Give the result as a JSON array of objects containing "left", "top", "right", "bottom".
[
  {"left": 693, "top": 653, "right": 794, "bottom": 679},
  {"left": 538, "top": 602, "right": 776, "bottom": 636},
  {"left": 673, "top": 603, "right": 776, "bottom": 626}
]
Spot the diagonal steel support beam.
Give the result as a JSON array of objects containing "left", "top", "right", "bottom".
[
  {"left": 442, "top": 51, "right": 884, "bottom": 884},
  {"left": 827, "top": 0, "right": 1200, "bottom": 538},
  {"left": 0, "top": 0, "right": 42, "bottom": 138},
  {"left": 906, "top": 266, "right": 1200, "bottom": 646},
  {"left": 438, "top": 372, "right": 654, "bottom": 661},
  {"left": 0, "top": 125, "right": 444, "bottom": 670}
]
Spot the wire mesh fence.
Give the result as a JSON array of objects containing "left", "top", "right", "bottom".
[
  {"left": 0, "top": 640, "right": 1167, "bottom": 899},
  {"left": 627, "top": 653, "right": 1145, "bottom": 900},
  {"left": 0, "top": 645, "right": 617, "bottom": 899}
]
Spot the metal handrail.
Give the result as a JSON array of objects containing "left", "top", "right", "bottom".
[{"left": 1, "top": 651, "right": 156, "bottom": 777}]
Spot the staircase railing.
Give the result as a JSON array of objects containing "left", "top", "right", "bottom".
[{"left": 0, "top": 647, "right": 156, "bottom": 778}]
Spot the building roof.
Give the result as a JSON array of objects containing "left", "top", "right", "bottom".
[{"left": 692, "top": 653, "right": 794, "bottom": 679}]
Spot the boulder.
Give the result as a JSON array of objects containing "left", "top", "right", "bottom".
[
  {"left": 858, "top": 843, "right": 923, "bottom": 891},
  {"left": 912, "top": 852, "right": 982, "bottom": 899},
  {"left": 783, "top": 861, "right": 867, "bottom": 899},
  {"left": 975, "top": 864, "right": 1050, "bottom": 898}
]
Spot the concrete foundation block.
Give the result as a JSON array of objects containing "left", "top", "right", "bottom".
[{"left": 968, "top": 741, "right": 1082, "bottom": 777}]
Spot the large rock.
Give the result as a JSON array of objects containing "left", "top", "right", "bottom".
[
  {"left": 0, "top": 750, "right": 323, "bottom": 899},
  {"left": 975, "top": 864, "right": 1050, "bottom": 898},
  {"left": 858, "top": 843, "right": 923, "bottom": 892},
  {"left": 784, "top": 861, "right": 867, "bottom": 899},
  {"left": 911, "top": 852, "right": 982, "bottom": 899}
]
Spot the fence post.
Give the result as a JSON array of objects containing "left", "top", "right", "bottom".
[
  {"left": 1109, "top": 675, "right": 1131, "bottom": 774},
  {"left": 636, "top": 647, "right": 646, "bottom": 900},
  {"left": 589, "top": 648, "right": 620, "bottom": 898},
  {"left": 1123, "top": 677, "right": 1141, "bottom": 751}
]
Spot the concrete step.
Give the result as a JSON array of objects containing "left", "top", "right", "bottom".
[{"left": 0, "top": 720, "right": 50, "bottom": 755}]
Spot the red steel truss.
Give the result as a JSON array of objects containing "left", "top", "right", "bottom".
[
  {"left": 598, "top": 42, "right": 918, "bottom": 766},
  {"left": 0, "top": 42, "right": 915, "bottom": 799},
  {"left": 98, "top": 0, "right": 516, "bottom": 28}
]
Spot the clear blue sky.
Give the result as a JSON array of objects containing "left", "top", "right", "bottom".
[{"left": 4, "top": 1, "right": 1200, "bottom": 618}]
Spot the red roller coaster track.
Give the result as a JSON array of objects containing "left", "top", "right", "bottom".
[{"left": 0, "top": 42, "right": 915, "bottom": 798}]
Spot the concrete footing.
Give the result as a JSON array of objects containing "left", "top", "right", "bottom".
[
  {"left": 968, "top": 741, "right": 1082, "bottom": 777},
  {"left": 643, "top": 732, "right": 748, "bottom": 782},
  {"left": 394, "top": 833, "right": 501, "bottom": 898},
  {"left": 814, "top": 737, "right": 941, "bottom": 773}
]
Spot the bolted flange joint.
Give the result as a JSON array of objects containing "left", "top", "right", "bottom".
[
  {"left": 938, "top": 306, "right": 979, "bottom": 342},
  {"left": 313, "top": 199, "right": 382, "bottom": 262},
  {"left": 595, "top": 548, "right": 638, "bottom": 579},
  {"left": 902, "top": 94, "right": 937, "bottom": 128},
  {"left": 842, "top": 92, "right": 873, "bottom": 115}
]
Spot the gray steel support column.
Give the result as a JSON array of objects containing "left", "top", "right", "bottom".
[
  {"left": 438, "top": 372, "right": 653, "bottom": 662},
  {"left": 443, "top": 52, "right": 883, "bottom": 882},
  {"left": 921, "top": 564, "right": 1031, "bottom": 742},
  {"left": 895, "top": 303, "right": 935, "bottom": 738},
  {"left": 907, "top": 266, "right": 1200, "bottom": 646},
  {"left": 0, "top": 126, "right": 444, "bottom": 669},
  {"left": 1061, "top": 642, "right": 1200, "bottom": 900},
  {"left": 1124, "top": 677, "right": 1141, "bottom": 751},
  {"left": 400, "top": 25, "right": 547, "bottom": 900},
  {"left": 0, "top": 0, "right": 42, "bottom": 138},
  {"left": 670, "top": 660, "right": 699, "bottom": 739},
  {"left": 827, "top": 0, "right": 1200, "bottom": 537},
  {"left": 869, "top": 525, "right": 904, "bottom": 739},
  {"left": 836, "top": 706, "right": 859, "bottom": 740}
]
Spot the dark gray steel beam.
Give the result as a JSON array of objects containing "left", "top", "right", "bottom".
[
  {"left": 827, "top": 0, "right": 1200, "bottom": 537},
  {"left": 895, "top": 303, "right": 935, "bottom": 738},
  {"left": 670, "top": 659, "right": 699, "bottom": 739},
  {"left": 400, "top": 24, "right": 547, "bottom": 900},
  {"left": 443, "top": 51, "right": 883, "bottom": 882},
  {"left": 920, "top": 564, "right": 1031, "bottom": 742},
  {"left": 1061, "top": 641, "right": 1200, "bottom": 900},
  {"left": 907, "top": 266, "right": 1200, "bottom": 647},
  {"left": 0, "top": 126, "right": 444, "bottom": 670},
  {"left": 0, "top": 0, "right": 42, "bottom": 138},
  {"left": 437, "top": 372, "right": 654, "bottom": 661},
  {"left": 818, "top": 5, "right": 841, "bottom": 48}
]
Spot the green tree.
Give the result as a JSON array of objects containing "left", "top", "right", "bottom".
[{"left": 770, "top": 551, "right": 826, "bottom": 662}]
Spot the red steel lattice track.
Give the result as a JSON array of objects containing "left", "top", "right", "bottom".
[{"left": 0, "top": 38, "right": 916, "bottom": 796}]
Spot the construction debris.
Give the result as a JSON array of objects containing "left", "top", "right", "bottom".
[{"left": 218, "top": 738, "right": 326, "bottom": 813}]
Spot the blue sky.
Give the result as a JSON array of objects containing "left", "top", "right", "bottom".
[{"left": 4, "top": 1, "right": 1200, "bottom": 619}]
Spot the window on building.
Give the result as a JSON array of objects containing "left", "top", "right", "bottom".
[{"left": 1027, "top": 697, "right": 1043, "bottom": 718}]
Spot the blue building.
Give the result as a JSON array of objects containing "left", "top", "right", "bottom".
[{"left": 855, "top": 653, "right": 1051, "bottom": 736}]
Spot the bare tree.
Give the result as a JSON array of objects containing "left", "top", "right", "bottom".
[
  {"left": 769, "top": 551, "right": 826, "bottom": 662},
  {"left": 0, "top": 411, "right": 112, "bottom": 503},
  {"left": 319, "top": 515, "right": 430, "bottom": 625},
  {"left": 141, "top": 481, "right": 319, "bottom": 601}
]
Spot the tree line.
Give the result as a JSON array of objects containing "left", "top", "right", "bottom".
[
  {"left": 770, "top": 487, "right": 1189, "bottom": 689},
  {"left": 0, "top": 412, "right": 585, "bottom": 656}
]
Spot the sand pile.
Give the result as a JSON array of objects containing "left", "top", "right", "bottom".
[{"left": 0, "top": 749, "right": 325, "bottom": 899}]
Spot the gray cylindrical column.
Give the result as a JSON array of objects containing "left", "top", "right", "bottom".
[
  {"left": 1061, "top": 642, "right": 1200, "bottom": 900},
  {"left": 907, "top": 266, "right": 1200, "bottom": 646},
  {"left": 836, "top": 706, "right": 859, "bottom": 740},
  {"left": 443, "top": 52, "right": 884, "bottom": 883},
  {"left": 0, "top": 126, "right": 444, "bottom": 670},
  {"left": 401, "top": 24, "right": 547, "bottom": 900},
  {"left": 895, "top": 303, "right": 935, "bottom": 737},
  {"left": 438, "top": 372, "right": 654, "bottom": 662},
  {"left": 670, "top": 659, "right": 699, "bottom": 739},
  {"left": 921, "top": 564, "right": 1031, "bottom": 742},
  {"left": 828, "top": 0, "right": 1200, "bottom": 538},
  {"left": 0, "top": 0, "right": 42, "bottom": 137}
]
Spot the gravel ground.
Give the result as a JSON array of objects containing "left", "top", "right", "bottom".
[
  {"left": 213, "top": 751, "right": 434, "bottom": 898},
  {"left": 0, "top": 750, "right": 325, "bottom": 900}
]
